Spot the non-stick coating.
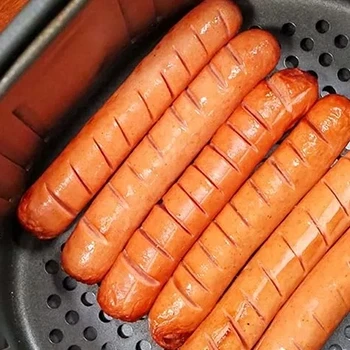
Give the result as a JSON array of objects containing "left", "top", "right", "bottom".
[{"left": 1, "top": 0, "right": 350, "bottom": 349}]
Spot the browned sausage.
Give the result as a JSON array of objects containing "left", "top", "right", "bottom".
[
  {"left": 61, "top": 29, "right": 280, "bottom": 284},
  {"left": 255, "top": 228, "right": 350, "bottom": 350},
  {"left": 97, "top": 69, "right": 318, "bottom": 322},
  {"left": 17, "top": 0, "right": 242, "bottom": 239},
  {"left": 182, "top": 153, "right": 350, "bottom": 349},
  {"left": 149, "top": 95, "right": 350, "bottom": 349}
]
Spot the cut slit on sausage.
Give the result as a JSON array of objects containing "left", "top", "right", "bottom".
[
  {"left": 322, "top": 179, "right": 350, "bottom": 216},
  {"left": 266, "top": 79, "right": 293, "bottom": 114},
  {"left": 224, "top": 309, "right": 249, "bottom": 349},
  {"left": 181, "top": 260, "right": 210, "bottom": 293},
  {"left": 268, "top": 158, "right": 295, "bottom": 189},
  {"left": 184, "top": 88, "right": 202, "bottom": 111},
  {"left": 312, "top": 313, "right": 327, "bottom": 333},
  {"left": 172, "top": 46, "right": 192, "bottom": 76},
  {"left": 158, "top": 203, "right": 195, "bottom": 238},
  {"left": 241, "top": 101, "right": 271, "bottom": 132},
  {"left": 69, "top": 163, "right": 93, "bottom": 195},
  {"left": 197, "top": 239, "right": 222, "bottom": 270},
  {"left": 107, "top": 182, "right": 129, "bottom": 210},
  {"left": 258, "top": 262, "right": 283, "bottom": 298},
  {"left": 146, "top": 133, "right": 164, "bottom": 158},
  {"left": 44, "top": 183, "right": 76, "bottom": 217},
  {"left": 303, "top": 209, "right": 329, "bottom": 247},
  {"left": 138, "top": 227, "right": 173, "bottom": 261},
  {"left": 169, "top": 105, "right": 188, "bottom": 131},
  {"left": 113, "top": 117, "right": 132, "bottom": 147},
  {"left": 189, "top": 25, "right": 209, "bottom": 56},
  {"left": 122, "top": 250, "right": 160, "bottom": 287},
  {"left": 286, "top": 139, "right": 308, "bottom": 165},
  {"left": 192, "top": 163, "right": 221, "bottom": 192},
  {"left": 82, "top": 217, "right": 108, "bottom": 243},
  {"left": 176, "top": 182, "right": 208, "bottom": 216},
  {"left": 279, "top": 233, "right": 307, "bottom": 273},
  {"left": 225, "top": 43, "right": 244, "bottom": 68},
  {"left": 136, "top": 90, "right": 155, "bottom": 121},
  {"left": 248, "top": 178, "right": 271, "bottom": 206},
  {"left": 160, "top": 72, "right": 175, "bottom": 99},
  {"left": 240, "top": 289, "right": 266, "bottom": 322},
  {"left": 92, "top": 138, "right": 113, "bottom": 170},
  {"left": 304, "top": 118, "right": 331, "bottom": 147},
  {"left": 125, "top": 161, "right": 146, "bottom": 182},
  {"left": 207, "top": 62, "right": 227, "bottom": 90},
  {"left": 212, "top": 220, "right": 238, "bottom": 249},
  {"left": 171, "top": 276, "right": 202, "bottom": 310},
  {"left": 208, "top": 142, "right": 241, "bottom": 174},
  {"left": 226, "top": 120, "right": 257, "bottom": 150},
  {"left": 228, "top": 200, "right": 251, "bottom": 228}
]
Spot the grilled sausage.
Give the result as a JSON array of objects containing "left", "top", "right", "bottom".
[
  {"left": 255, "top": 228, "right": 350, "bottom": 350},
  {"left": 97, "top": 69, "right": 318, "bottom": 321},
  {"left": 149, "top": 95, "right": 350, "bottom": 349},
  {"left": 182, "top": 153, "right": 350, "bottom": 350},
  {"left": 61, "top": 29, "right": 280, "bottom": 284},
  {"left": 17, "top": 0, "right": 242, "bottom": 239}
]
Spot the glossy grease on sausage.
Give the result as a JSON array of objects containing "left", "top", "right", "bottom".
[
  {"left": 97, "top": 69, "right": 318, "bottom": 321},
  {"left": 182, "top": 153, "right": 350, "bottom": 349},
  {"left": 149, "top": 95, "right": 350, "bottom": 349},
  {"left": 255, "top": 228, "right": 350, "bottom": 350},
  {"left": 61, "top": 29, "right": 280, "bottom": 284},
  {"left": 18, "top": 0, "right": 242, "bottom": 239}
]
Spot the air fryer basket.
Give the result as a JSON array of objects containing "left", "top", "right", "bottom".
[{"left": 1, "top": 0, "right": 350, "bottom": 349}]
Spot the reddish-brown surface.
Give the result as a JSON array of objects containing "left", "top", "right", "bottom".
[
  {"left": 97, "top": 69, "right": 318, "bottom": 323},
  {"left": 0, "top": 0, "right": 28, "bottom": 32}
]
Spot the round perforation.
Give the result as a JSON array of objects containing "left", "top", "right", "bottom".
[
  {"left": 45, "top": 260, "right": 59, "bottom": 274},
  {"left": 300, "top": 38, "right": 314, "bottom": 51},
  {"left": 338, "top": 68, "right": 350, "bottom": 82},
  {"left": 316, "top": 19, "right": 330, "bottom": 33},
  {"left": 68, "top": 346, "right": 81, "bottom": 350},
  {"left": 319, "top": 52, "right": 333, "bottom": 67},
  {"left": 84, "top": 327, "right": 98, "bottom": 341},
  {"left": 281, "top": 22, "right": 296, "bottom": 36},
  {"left": 63, "top": 277, "right": 78, "bottom": 291},
  {"left": 47, "top": 294, "right": 61, "bottom": 309},
  {"left": 284, "top": 55, "right": 299, "bottom": 68},
  {"left": 49, "top": 329, "right": 63, "bottom": 344},
  {"left": 334, "top": 34, "right": 349, "bottom": 48},
  {"left": 81, "top": 291, "right": 96, "bottom": 306},
  {"left": 329, "top": 345, "right": 342, "bottom": 350},
  {"left": 65, "top": 310, "right": 79, "bottom": 325}
]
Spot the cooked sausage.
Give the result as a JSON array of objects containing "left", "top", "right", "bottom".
[
  {"left": 17, "top": 0, "right": 242, "bottom": 239},
  {"left": 149, "top": 95, "right": 350, "bottom": 350},
  {"left": 61, "top": 29, "right": 280, "bottom": 284},
  {"left": 97, "top": 69, "right": 318, "bottom": 322},
  {"left": 182, "top": 153, "right": 350, "bottom": 350},
  {"left": 255, "top": 228, "right": 350, "bottom": 350}
]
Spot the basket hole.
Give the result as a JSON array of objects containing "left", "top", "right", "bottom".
[
  {"left": 316, "top": 19, "right": 330, "bottom": 33},
  {"left": 65, "top": 310, "right": 79, "bottom": 325},
  {"left": 47, "top": 294, "right": 61, "bottom": 309},
  {"left": 338, "top": 68, "right": 350, "bottom": 82},
  {"left": 49, "top": 329, "right": 63, "bottom": 344},
  {"left": 102, "top": 343, "right": 116, "bottom": 350},
  {"left": 334, "top": 34, "right": 348, "bottom": 48},
  {"left": 300, "top": 38, "right": 314, "bottom": 51},
  {"left": 84, "top": 327, "right": 97, "bottom": 341},
  {"left": 61, "top": 243, "right": 66, "bottom": 251},
  {"left": 45, "top": 260, "right": 59, "bottom": 274},
  {"left": 281, "top": 22, "right": 296, "bottom": 36},
  {"left": 68, "top": 346, "right": 81, "bottom": 350},
  {"left": 328, "top": 345, "right": 342, "bottom": 350},
  {"left": 249, "top": 25, "right": 262, "bottom": 30},
  {"left": 63, "top": 276, "right": 77, "bottom": 291},
  {"left": 319, "top": 53, "right": 333, "bottom": 67},
  {"left": 136, "top": 340, "right": 152, "bottom": 350},
  {"left": 307, "top": 70, "right": 318, "bottom": 79},
  {"left": 284, "top": 55, "right": 299, "bottom": 68},
  {"left": 99, "top": 310, "right": 113, "bottom": 323},
  {"left": 322, "top": 86, "right": 336, "bottom": 96},
  {"left": 118, "top": 324, "right": 134, "bottom": 338},
  {"left": 81, "top": 292, "right": 96, "bottom": 306}
]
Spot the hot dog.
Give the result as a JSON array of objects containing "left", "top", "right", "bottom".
[
  {"left": 182, "top": 153, "right": 350, "bottom": 349},
  {"left": 97, "top": 69, "right": 318, "bottom": 321},
  {"left": 149, "top": 95, "right": 350, "bottom": 349},
  {"left": 17, "top": 0, "right": 242, "bottom": 239},
  {"left": 61, "top": 29, "right": 280, "bottom": 284},
  {"left": 255, "top": 228, "right": 350, "bottom": 350}
]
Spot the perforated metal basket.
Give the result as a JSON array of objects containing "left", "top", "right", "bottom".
[{"left": 0, "top": 0, "right": 350, "bottom": 349}]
